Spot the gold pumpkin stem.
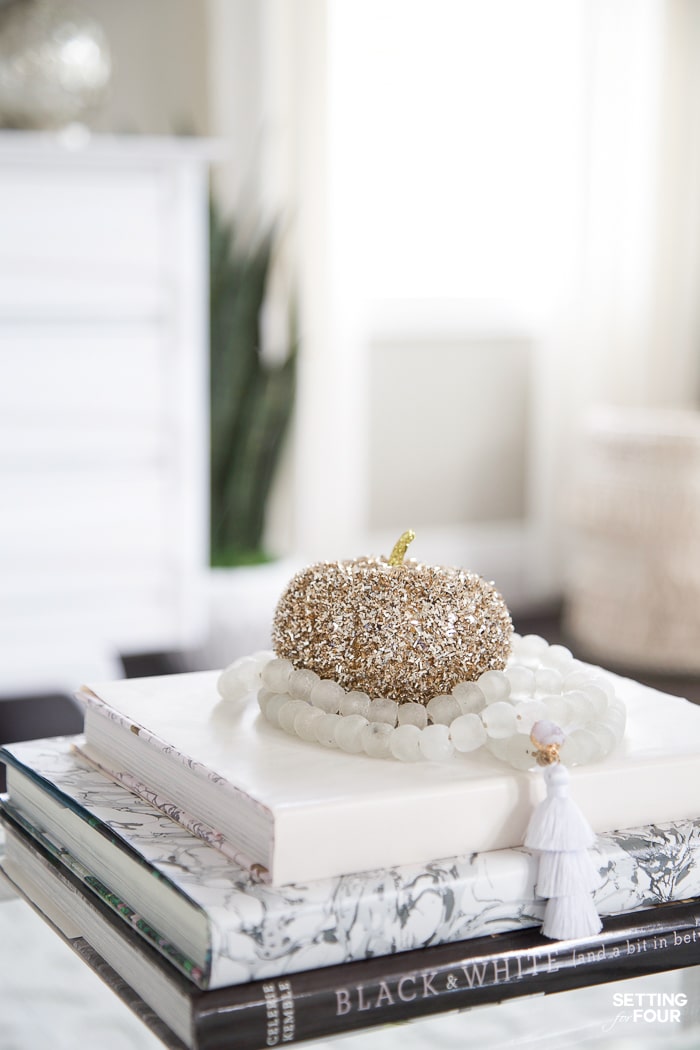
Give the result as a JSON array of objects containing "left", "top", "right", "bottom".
[{"left": 388, "top": 529, "right": 416, "bottom": 566}]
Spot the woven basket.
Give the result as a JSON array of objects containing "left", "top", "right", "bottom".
[{"left": 563, "top": 407, "right": 700, "bottom": 673}]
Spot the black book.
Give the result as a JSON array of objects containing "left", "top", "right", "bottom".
[{"left": 2, "top": 810, "right": 700, "bottom": 1050}]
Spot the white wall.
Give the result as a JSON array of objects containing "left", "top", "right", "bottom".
[{"left": 86, "top": 0, "right": 209, "bottom": 136}]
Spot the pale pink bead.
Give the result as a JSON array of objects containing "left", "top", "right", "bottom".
[{"left": 531, "top": 719, "right": 565, "bottom": 746}]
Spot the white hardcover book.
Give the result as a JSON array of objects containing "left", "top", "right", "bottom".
[{"left": 74, "top": 663, "right": 700, "bottom": 886}]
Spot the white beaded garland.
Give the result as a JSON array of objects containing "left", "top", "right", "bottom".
[
  {"left": 419, "top": 723, "right": 454, "bottom": 761},
  {"left": 477, "top": 669, "right": 511, "bottom": 702},
  {"left": 426, "top": 694, "right": 461, "bottom": 725},
  {"left": 261, "top": 657, "right": 294, "bottom": 693},
  {"left": 310, "top": 679, "right": 345, "bottom": 713},
  {"left": 222, "top": 634, "right": 627, "bottom": 771},
  {"left": 389, "top": 723, "right": 423, "bottom": 761},
  {"left": 361, "top": 722, "right": 393, "bottom": 758},
  {"left": 294, "top": 704, "right": 325, "bottom": 742},
  {"left": 450, "top": 712, "right": 487, "bottom": 752},
  {"left": 335, "top": 713, "right": 369, "bottom": 752},
  {"left": 288, "top": 667, "right": 320, "bottom": 701},
  {"left": 480, "top": 701, "right": 517, "bottom": 739},
  {"left": 397, "top": 702, "right": 429, "bottom": 728},
  {"left": 451, "top": 681, "right": 486, "bottom": 714}
]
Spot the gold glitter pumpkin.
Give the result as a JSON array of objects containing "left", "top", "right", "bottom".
[{"left": 272, "top": 531, "right": 513, "bottom": 705}]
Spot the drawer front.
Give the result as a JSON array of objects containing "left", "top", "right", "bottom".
[{"left": 0, "top": 166, "right": 167, "bottom": 276}]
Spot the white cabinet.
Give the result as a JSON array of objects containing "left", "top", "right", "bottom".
[{"left": 0, "top": 131, "right": 221, "bottom": 695}]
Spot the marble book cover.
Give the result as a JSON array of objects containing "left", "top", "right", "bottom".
[{"left": 2, "top": 736, "right": 700, "bottom": 991}]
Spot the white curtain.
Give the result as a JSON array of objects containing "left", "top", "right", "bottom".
[{"left": 569, "top": 0, "right": 700, "bottom": 416}]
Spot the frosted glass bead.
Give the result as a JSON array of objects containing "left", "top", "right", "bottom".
[
  {"left": 339, "top": 690, "right": 371, "bottom": 717},
  {"left": 477, "top": 670, "right": 511, "bottom": 702},
  {"left": 564, "top": 689, "right": 595, "bottom": 723},
  {"left": 263, "top": 693, "right": 291, "bottom": 726},
  {"left": 419, "top": 724, "right": 454, "bottom": 762},
  {"left": 314, "top": 713, "right": 342, "bottom": 747},
  {"left": 580, "top": 683, "right": 609, "bottom": 718},
  {"left": 563, "top": 669, "right": 594, "bottom": 692},
  {"left": 604, "top": 711, "right": 626, "bottom": 744},
  {"left": 397, "top": 702, "right": 428, "bottom": 728},
  {"left": 361, "top": 722, "right": 394, "bottom": 758},
  {"left": 368, "top": 698, "right": 399, "bottom": 725},
  {"left": 389, "top": 724, "right": 423, "bottom": 761},
  {"left": 451, "top": 682, "right": 486, "bottom": 714},
  {"left": 257, "top": 687, "right": 276, "bottom": 710},
  {"left": 252, "top": 649, "right": 275, "bottom": 670},
  {"left": 539, "top": 643, "right": 574, "bottom": 671},
  {"left": 504, "top": 734, "right": 537, "bottom": 771},
  {"left": 513, "top": 700, "right": 548, "bottom": 733},
  {"left": 334, "top": 713, "right": 369, "bottom": 752},
  {"left": 278, "top": 699, "right": 310, "bottom": 734},
  {"left": 504, "top": 664, "right": 536, "bottom": 697},
  {"left": 485, "top": 737, "right": 510, "bottom": 761},
  {"left": 449, "top": 712, "right": 487, "bottom": 752},
  {"left": 288, "top": 667, "right": 321, "bottom": 701},
  {"left": 480, "top": 701, "right": 517, "bottom": 738},
  {"left": 588, "top": 722, "right": 617, "bottom": 758},
  {"left": 515, "top": 634, "right": 549, "bottom": 662},
  {"left": 217, "top": 666, "right": 253, "bottom": 703},
  {"left": 426, "top": 694, "right": 461, "bottom": 725},
  {"left": 564, "top": 728, "right": 601, "bottom": 764},
  {"left": 234, "top": 656, "right": 263, "bottom": 687},
  {"left": 542, "top": 695, "right": 571, "bottom": 727},
  {"left": 261, "top": 658, "right": 294, "bottom": 693},
  {"left": 293, "top": 705, "right": 325, "bottom": 741},
  {"left": 594, "top": 676, "right": 617, "bottom": 702},
  {"left": 310, "top": 679, "right": 345, "bottom": 713},
  {"left": 534, "top": 668, "right": 564, "bottom": 695}
]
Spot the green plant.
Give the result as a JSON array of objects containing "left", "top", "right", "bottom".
[{"left": 209, "top": 201, "right": 297, "bottom": 566}]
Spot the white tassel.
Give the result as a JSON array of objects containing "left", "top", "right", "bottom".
[
  {"left": 536, "top": 848, "right": 601, "bottom": 898},
  {"left": 524, "top": 765, "right": 595, "bottom": 852},
  {"left": 525, "top": 722, "right": 602, "bottom": 941},
  {"left": 542, "top": 893, "right": 602, "bottom": 940}
]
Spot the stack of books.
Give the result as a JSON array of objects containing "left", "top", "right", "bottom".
[{"left": 2, "top": 664, "right": 700, "bottom": 1049}]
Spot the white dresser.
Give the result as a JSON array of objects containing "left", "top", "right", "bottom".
[{"left": 0, "top": 130, "right": 221, "bottom": 695}]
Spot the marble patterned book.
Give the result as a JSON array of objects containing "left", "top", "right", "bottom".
[
  {"left": 4, "top": 817, "right": 700, "bottom": 1050},
  {"left": 2, "top": 735, "right": 700, "bottom": 991},
  {"left": 74, "top": 664, "right": 700, "bottom": 885}
]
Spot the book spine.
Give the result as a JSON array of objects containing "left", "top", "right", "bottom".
[{"left": 194, "top": 900, "right": 700, "bottom": 1050}]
